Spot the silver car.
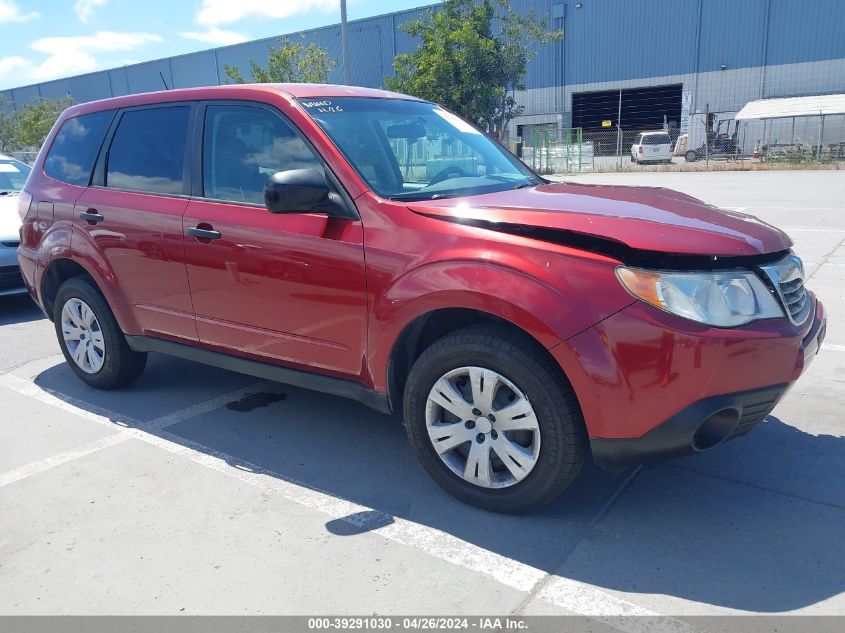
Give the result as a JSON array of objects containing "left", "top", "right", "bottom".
[{"left": 0, "top": 155, "right": 32, "bottom": 296}]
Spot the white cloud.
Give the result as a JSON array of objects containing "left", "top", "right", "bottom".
[
  {"left": 196, "top": 0, "right": 337, "bottom": 26},
  {"left": 27, "top": 31, "right": 162, "bottom": 81},
  {"left": 179, "top": 27, "right": 249, "bottom": 46},
  {"left": 0, "top": 0, "right": 38, "bottom": 23},
  {"left": 0, "top": 55, "right": 28, "bottom": 75},
  {"left": 0, "top": 31, "right": 162, "bottom": 87},
  {"left": 29, "top": 31, "right": 163, "bottom": 56},
  {"left": 75, "top": 0, "right": 110, "bottom": 23}
]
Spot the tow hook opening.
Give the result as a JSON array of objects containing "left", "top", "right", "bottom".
[{"left": 692, "top": 408, "right": 740, "bottom": 451}]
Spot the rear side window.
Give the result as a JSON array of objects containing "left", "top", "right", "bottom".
[
  {"left": 106, "top": 106, "right": 190, "bottom": 195},
  {"left": 643, "top": 133, "right": 671, "bottom": 145},
  {"left": 44, "top": 110, "right": 113, "bottom": 186}
]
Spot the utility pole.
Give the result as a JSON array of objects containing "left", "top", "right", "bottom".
[
  {"left": 616, "top": 88, "right": 622, "bottom": 167},
  {"left": 340, "top": 0, "right": 351, "bottom": 85}
]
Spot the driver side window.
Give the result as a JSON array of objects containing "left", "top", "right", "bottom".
[{"left": 203, "top": 104, "right": 322, "bottom": 205}]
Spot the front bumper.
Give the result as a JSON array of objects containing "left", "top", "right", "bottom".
[
  {"left": 590, "top": 384, "right": 787, "bottom": 470},
  {"left": 552, "top": 294, "right": 826, "bottom": 470}
]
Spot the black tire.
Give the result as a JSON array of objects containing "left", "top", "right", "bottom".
[
  {"left": 403, "top": 324, "right": 587, "bottom": 513},
  {"left": 685, "top": 150, "right": 697, "bottom": 162},
  {"left": 53, "top": 276, "right": 147, "bottom": 389}
]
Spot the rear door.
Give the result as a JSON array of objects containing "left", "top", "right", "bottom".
[
  {"left": 73, "top": 103, "right": 198, "bottom": 342},
  {"left": 182, "top": 101, "right": 367, "bottom": 376}
]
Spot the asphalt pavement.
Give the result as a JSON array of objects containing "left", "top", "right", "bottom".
[{"left": 0, "top": 169, "right": 843, "bottom": 619}]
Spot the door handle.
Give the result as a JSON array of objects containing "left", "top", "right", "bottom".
[
  {"left": 187, "top": 226, "right": 222, "bottom": 240},
  {"left": 79, "top": 209, "right": 105, "bottom": 223}
]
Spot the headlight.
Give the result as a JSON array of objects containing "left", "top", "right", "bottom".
[{"left": 616, "top": 267, "right": 784, "bottom": 327}]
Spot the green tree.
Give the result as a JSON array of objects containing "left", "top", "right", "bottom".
[
  {"left": 385, "top": 0, "right": 562, "bottom": 140},
  {"left": 225, "top": 37, "right": 337, "bottom": 84},
  {"left": 0, "top": 100, "right": 15, "bottom": 153},
  {"left": 13, "top": 95, "right": 74, "bottom": 149}
]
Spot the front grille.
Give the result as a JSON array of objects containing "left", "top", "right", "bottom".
[
  {"left": 760, "top": 253, "right": 811, "bottom": 325},
  {"left": 0, "top": 265, "right": 23, "bottom": 290}
]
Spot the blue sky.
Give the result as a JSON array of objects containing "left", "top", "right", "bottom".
[{"left": 0, "top": 0, "right": 436, "bottom": 89}]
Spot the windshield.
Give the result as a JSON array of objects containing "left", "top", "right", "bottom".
[
  {"left": 0, "top": 159, "right": 32, "bottom": 194},
  {"left": 298, "top": 97, "right": 540, "bottom": 201}
]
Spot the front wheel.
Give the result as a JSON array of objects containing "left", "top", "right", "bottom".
[
  {"left": 54, "top": 277, "right": 147, "bottom": 389},
  {"left": 403, "top": 325, "right": 587, "bottom": 512}
]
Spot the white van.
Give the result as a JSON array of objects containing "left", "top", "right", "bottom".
[{"left": 631, "top": 131, "right": 672, "bottom": 164}]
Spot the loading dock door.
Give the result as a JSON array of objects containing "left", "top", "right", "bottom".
[{"left": 572, "top": 84, "right": 683, "bottom": 130}]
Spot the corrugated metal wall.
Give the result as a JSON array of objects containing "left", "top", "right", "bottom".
[{"left": 2, "top": 0, "right": 844, "bottom": 114}]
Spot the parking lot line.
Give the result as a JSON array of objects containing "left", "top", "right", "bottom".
[
  {"left": 0, "top": 372, "right": 267, "bottom": 484},
  {"left": 780, "top": 227, "right": 845, "bottom": 233},
  {"left": 0, "top": 372, "right": 685, "bottom": 623},
  {"left": 0, "top": 432, "right": 130, "bottom": 488},
  {"left": 536, "top": 577, "right": 697, "bottom": 633},
  {"left": 0, "top": 372, "right": 145, "bottom": 428},
  {"left": 822, "top": 343, "right": 845, "bottom": 353}
]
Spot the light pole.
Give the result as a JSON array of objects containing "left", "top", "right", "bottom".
[{"left": 340, "top": 0, "right": 351, "bottom": 85}]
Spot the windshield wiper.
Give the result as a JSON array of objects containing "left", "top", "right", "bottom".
[
  {"left": 485, "top": 175, "right": 540, "bottom": 188},
  {"left": 0, "top": 191, "right": 14, "bottom": 196},
  {"left": 387, "top": 193, "right": 457, "bottom": 202}
]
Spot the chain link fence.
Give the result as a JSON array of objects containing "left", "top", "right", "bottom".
[
  {"left": 513, "top": 113, "right": 845, "bottom": 174},
  {"left": 517, "top": 128, "right": 592, "bottom": 174}
]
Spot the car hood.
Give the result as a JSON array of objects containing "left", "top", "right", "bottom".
[
  {"left": 0, "top": 193, "right": 22, "bottom": 241},
  {"left": 406, "top": 182, "right": 792, "bottom": 258}
]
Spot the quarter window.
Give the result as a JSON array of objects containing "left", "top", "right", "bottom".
[
  {"left": 106, "top": 107, "right": 190, "bottom": 195},
  {"left": 202, "top": 105, "right": 322, "bottom": 205},
  {"left": 44, "top": 110, "right": 113, "bottom": 186}
]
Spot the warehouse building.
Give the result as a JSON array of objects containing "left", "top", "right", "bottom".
[{"left": 2, "top": 0, "right": 844, "bottom": 150}]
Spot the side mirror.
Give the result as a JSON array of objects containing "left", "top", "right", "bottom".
[{"left": 264, "top": 169, "right": 330, "bottom": 214}]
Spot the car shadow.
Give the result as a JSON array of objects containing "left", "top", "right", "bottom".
[
  {"left": 30, "top": 356, "right": 845, "bottom": 613},
  {"left": 555, "top": 415, "right": 845, "bottom": 613},
  {"left": 0, "top": 294, "right": 42, "bottom": 325}
]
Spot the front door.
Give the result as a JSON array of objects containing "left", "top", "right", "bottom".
[
  {"left": 74, "top": 104, "right": 197, "bottom": 342},
  {"left": 183, "top": 103, "right": 367, "bottom": 376}
]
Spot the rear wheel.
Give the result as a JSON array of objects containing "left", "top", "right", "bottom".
[
  {"left": 54, "top": 277, "right": 147, "bottom": 389},
  {"left": 685, "top": 150, "right": 697, "bottom": 162},
  {"left": 403, "top": 325, "right": 587, "bottom": 513}
]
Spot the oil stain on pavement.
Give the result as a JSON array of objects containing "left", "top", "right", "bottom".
[{"left": 225, "top": 392, "right": 287, "bottom": 412}]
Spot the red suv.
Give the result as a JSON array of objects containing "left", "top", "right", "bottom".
[{"left": 17, "top": 85, "right": 826, "bottom": 512}]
